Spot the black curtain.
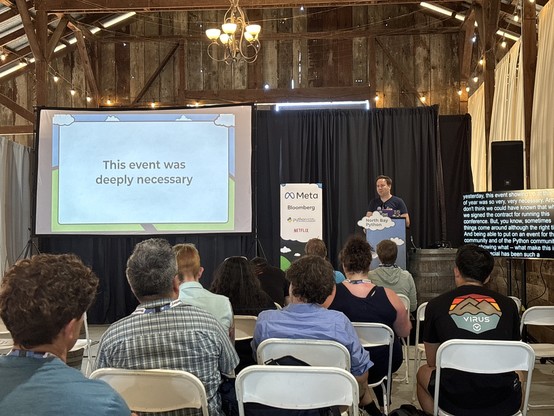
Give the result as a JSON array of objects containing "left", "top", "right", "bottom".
[
  {"left": 38, "top": 105, "right": 450, "bottom": 323},
  {"left": 257, "top": 106, "right": 444, "bottom": 266},
  {"left": 438, "top": 114, "right": 474, "bottom": 248}
]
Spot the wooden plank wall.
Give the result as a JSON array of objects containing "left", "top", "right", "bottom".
[{"left": 1, "top": 5, "right": 471, "bottom": 143}]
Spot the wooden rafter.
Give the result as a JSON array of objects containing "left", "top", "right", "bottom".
[
  {"left": 45, "top": 15, "right": 68, "bottom": 60},
  {"left": 14, "top": 0, "right": 44, "bottom": 61},
  {"left": 69, "top": 25, "right": 100, "bottom": 105},
  {"left": 0, "top": 92, "right": 34, "bottom": 122},
  {"left": 459, "top": 8, "right": 476, "bottom": 82},
  {"left": 36, "top": 0, "right": 468, "bottom": 12},
  {"left": 0, "top": 125, "right": 34, "bottom": 134}
]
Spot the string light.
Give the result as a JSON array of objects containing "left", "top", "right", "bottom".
[
  {"left": 106, "top": 98, "right": 113, "bottom": 105},
  {"left": 457, "top": 90, "right": 462, "bottom": 96},
  {"left": 150, "top": 101, "right": 156, "bottom": 108},
  {"left": 466, "top": 86, "right": 470, "bottom": 92},
  {"left": 479, "top": 58, "right": 484, "bottom": 66},
  {"left": 473, "top": 76, "right": 479, "bottom": 83},
  {"left": 420, "top": 96, "right": 426, "bottom": 103},
  {"left": 70, "top": 88, "right": 76, "bottom": 96},
  {"left": 374, "top": 94, "right": 379, "bottom": 102},
  {"left": 86, "top": 96, "right": 92, "bottom": 103},
  {"left": 53, "top": 75, "right": 59, "bottom": 82},
  {"left": 0, "top": 51, "right": 6, "bottom": 61},
  {"left": 501, "top": 39, "right": 507, "bottom": 48}
]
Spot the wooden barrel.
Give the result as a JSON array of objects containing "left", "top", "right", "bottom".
[{"left": 408, "top": 249, "right": 457, "bottom": 306}]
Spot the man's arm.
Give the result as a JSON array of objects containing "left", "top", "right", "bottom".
[
  {"left": 423, "top": 341, "right": 440, "bottom": 368},
  {"left": 402, "top": 212, "right": 410, "bottom": 228},
  {"left": 354, "top": 371, "right": 373, "bottom": 406}
]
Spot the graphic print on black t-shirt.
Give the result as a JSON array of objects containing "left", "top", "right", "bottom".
[{"left": 448, "top": 294, "right": 502, "bottom": 334}]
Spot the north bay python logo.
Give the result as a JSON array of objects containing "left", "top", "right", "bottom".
[{"left": 448, "top": 294, "right": 502, "bottom": 334}]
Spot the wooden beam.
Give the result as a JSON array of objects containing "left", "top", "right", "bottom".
[
  {"left": 71, "top": 28, "right": 100, "bottom": 105},
  {"left": 115, "top": 86, "right": 374, "bottom": 106},
  {"left": 0, "top": 92, "right": 35, "bottom": 122},
  {"left": 475, "top": 0, "right": 500, "bottom": 187},
  {"left": 100, "top": 26, "right": 462, "bottom": 45},
  {"left": 0, "top": 125, "right": 34, "bottom": 135},
  {"left": 45, "top": 15, "right": 68, "bottom": 60},
  {"left": 14, "top": 0, "right": 43, "bottom": 60},
  {"left": 36, "top": 0, "right": 468, "bottom": 12},
  {"left": 35, "top": 10, "right": 49, "bottom": 106},
  {"left": 522, "top": 0, "right": 537, "bottom": 189},
  {"left": 0, "top": 1, "right": 32, "bottom": 24},
  {"left": 132, "top": 42, "right": 179, "bottom": 104},
  {"left": 459, "top": 8, "right": 476, "bottom": 82}
]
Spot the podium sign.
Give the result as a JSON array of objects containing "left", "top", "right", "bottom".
[{"left": 358, "top": 212, "right": 407, "bottom": 270}]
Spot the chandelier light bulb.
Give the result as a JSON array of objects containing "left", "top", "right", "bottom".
[
  {"left": 219, "top": 33, "right": 230, "bottom": 44},
  {"left": 244, "top": 32, "right": 254, "bottom": 42},
  {"left": 246, "top": 24, "right": 261, "bottom": 36},
  {"left": 222, "top": 23, "right": 237, "bottom": 34},
  {"left": 206, "top": 28, "right": 221, "bottom": 41}
]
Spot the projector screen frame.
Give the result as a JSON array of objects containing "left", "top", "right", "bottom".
[{"left": 33, "top": 104, "right": 254, "bottom": 236}]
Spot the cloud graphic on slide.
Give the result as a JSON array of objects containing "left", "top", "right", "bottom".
[
  {"left": 390, "top": 237, "right": 405, "bottom": 246},
  {"left": 294, "top": 252, "right": 301, "bottom": 257},
  {"left": 176, "top": 115, "right": 193, "bottom": 121},
  {"left": 105, "top": 116, "right": 120, "bottom": 122},
  {"left": 280, "top": 246, "right": 291, "bottom": 254},
  {"left": 53, "top": 115, "right": 75, "bottom": 126},
  {"left": 214, "top": 114, "right": 235, "bottom": 127}
]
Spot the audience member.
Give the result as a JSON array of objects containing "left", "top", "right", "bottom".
[
  {"left": 305, "top": 238, "right": 346, "bottom": 283},
  {"left": 211, "top": 256, "right": 276, "bottom": 315},
  {"left": 369, "top": 239, "right": 417, "bottom": 312},
  {"left": 252, "top": 255, "right": 375, "bottom": 411},
  {"left": 250, "top": 256, "right": 289, "bottom": 307},
  {"left": 174, "top": 243, "right": 234, "bottom": 339},
  {"left": 416, "top": 244, "right": 521, "bottom": 416},
  {"left": 0, "top": 254, "right": 131, "bottom": 415},
  {"left": 95, "top": 238, "right": 238, "bottom": 416},
  {"left": 329, "top": 235, "right": 411, "bottom": 416}
]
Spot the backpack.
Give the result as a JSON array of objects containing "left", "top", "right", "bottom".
[{"left": 389, "top": 404, "right": 429, "bottom": 416}]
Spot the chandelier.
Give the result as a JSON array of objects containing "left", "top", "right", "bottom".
[{"left": 205, "top": 0, "right": 261, "bottom": 64}]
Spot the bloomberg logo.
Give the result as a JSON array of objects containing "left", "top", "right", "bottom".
[{"left": 284, "top": 192, "right": 319, "bottom": 200}]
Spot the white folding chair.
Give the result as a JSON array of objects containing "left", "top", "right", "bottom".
[
  {"left": 236, "top": 365, "right": 359, "bottom": 416},
  {"left": 69, "top": 311, "right": 93, "bottom": 375},
  {"left": 0, "top": 318, "right": 13, "bottom": 354},
  {"left": 520, "top": 305, "right": 554, "bottom": 409},
  {"left": 433, "top": 339, "right": 535, "bottom": 416},
  {"left": 352, "top": 322, "right": 394, "bottom": 415},
  {"left": 396, "top": 293, "right": 410, "bottom": 384},
  {"left": 90, "top": 368, "right": 209, "bottom": 415},
  {"left": 412, "top": 301, "right": 428, "bottom": 400},
  {"left": 273, "top": 302, "right": 283, "bottom": 310},
  {"left": 256, "top": 338, "right": 351, "bottom": 370},
  {"left": 234, "top": 315, "right": 257, "bottom": 341},
  {"left": 509, "top": 296, "right": 523, "bottom": 314}
]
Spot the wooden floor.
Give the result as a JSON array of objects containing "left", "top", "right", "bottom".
[{"left": 87, "top": 325, "right": 554, "bottom": 415}]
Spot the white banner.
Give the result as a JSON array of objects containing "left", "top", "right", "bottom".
[{"left": 279, "top": 183, "right": 323, "bottom": 270}]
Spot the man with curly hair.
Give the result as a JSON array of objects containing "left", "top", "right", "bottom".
[
  {"left": 0, "top": 254, "right": 131, "bottom": 415},
  {"left": 252, "top": 255, "right": 375, "bottom": 411}
]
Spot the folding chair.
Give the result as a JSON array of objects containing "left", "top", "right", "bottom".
[
  {"left": 433, "top": 339, "right": 535, "bottom": 416},
  {"left": 352, "top": 322, "right": 394, "bottom": 415},
  {"left": 234, "top": 315, "right": 257, "bottom": 341},
  {"left": 412, "top": 301, "right": 428, "bottom": 400},
  {"left": 509, "top": 296, "right": 523, "bottom": 314},
  {"left": 396, "top": 293, "right": 410, "bottom": 384},
  {"left": 90, "top": 368, "right": 209, "bottom": 415},
  {"left": 236, "top": 365, "right": 359, "bottom": 416},
  {"left": 520, "top": 305, "right": 554, "bottom": 409},
  {"left": 256, "top": 338, "right": 351, "bottom": 370},
  {"left": 69, "top": 311, "right": 93, "bottom": 375}
]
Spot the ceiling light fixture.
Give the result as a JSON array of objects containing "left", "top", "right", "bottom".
[{"left": 205, "top": 0, "right": 261, "bottom": 64}]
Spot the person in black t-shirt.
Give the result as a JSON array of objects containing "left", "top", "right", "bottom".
[
  {"left": 416, "top": 244, "right": 521, "bottom": 416},
  {"left": 250, "top": 257, "right": 290, "bottom": 307}
]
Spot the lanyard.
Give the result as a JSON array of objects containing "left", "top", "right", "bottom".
[
  {"left": 345, "top": 279, "right": 372, "bottom": 284},
  {"left": 8, "top": 349, "right": 57, "bottom": 359},
  {"left": 132, "top": 299, "right": 182, "bottom": 315}
]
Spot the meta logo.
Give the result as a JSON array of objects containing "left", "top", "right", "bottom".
[{"left": 284, "top": 192, "right": 319, "bottom": 200}]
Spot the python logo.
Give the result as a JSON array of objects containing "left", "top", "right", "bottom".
[{"left": 448, "top": 294, "right": 502, "bottom": 334}]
